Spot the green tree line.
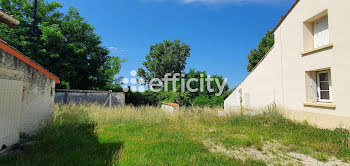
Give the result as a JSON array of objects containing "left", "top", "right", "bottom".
[
  {"left": 0, "top": 0, "right": 125, "bottom": 90},
  {"left": 1, "top": 0, "right": 276, "bottom": 107}
]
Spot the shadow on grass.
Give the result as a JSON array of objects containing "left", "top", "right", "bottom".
[{"left": 0, "top": 110, "right": 123, "bottom": 166}]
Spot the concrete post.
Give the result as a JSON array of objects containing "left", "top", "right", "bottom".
[{"left": 109, "top": 90, "right": 112, "bottom": 107}]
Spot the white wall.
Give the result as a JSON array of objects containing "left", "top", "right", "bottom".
[
  {"left": 275, "top": 0, "right": 350, "bottom": 117},
  {"left": 225, "top": 46, "right": 284, "bottom": 110},
  {"left": 225, "top": 0, "right": 350, "bottom": 128}
]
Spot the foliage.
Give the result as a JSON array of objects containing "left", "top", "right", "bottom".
[
  {"left": 137, "top": 40, "right": 191, "bottom": 83},
  {"left": 125, "top": 90, "right": 192, "bottom": 106},
  {"left": 185, "top": 69, "right": 229, "bottom": 98},
  {"left": 134, "top": 39, "right": 228, "bottom": 107},
  {"left": 158, "top": 91, "right": 193, "bottom": 106},
  {"left": 127, "top": 69, "right": 230, "bottom": 107},
  {"left": 247, "top": 31, "right": 274, "bottom": 72},
  {"left": 192, "top": 95, "right": 212, "bottom": 107},
  {"left": 125, "top": 90, "right": 157, "bottom": 106},
  {"left": 0, "top": 0, "right": 124, "bottom": 90},
  {"left": 192, "top": 95, "right": 226, "bottom": 107}
]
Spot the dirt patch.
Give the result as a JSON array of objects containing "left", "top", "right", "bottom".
[{"left": 204, "top": 140, "right": 350, "bottom": 166}]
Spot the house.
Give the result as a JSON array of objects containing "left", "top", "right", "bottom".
[
  {"left": 224, "top": 0, "right": 350, "bottom": 129},
  {"left": 0, "top": 10, "right": 60, "bottom": 148},
  {"left": 161, "top": 103, "right": 180, "bottom": 114}
]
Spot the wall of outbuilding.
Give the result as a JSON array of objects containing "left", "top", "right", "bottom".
[{"left": 0, "top": 49, "right": 55, "bottom": 134}]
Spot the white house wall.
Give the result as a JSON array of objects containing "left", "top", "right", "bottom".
[
  {"left": 225, "top": 46, "right": 284, "bottom": 110},
  {"left": 276, "top": 0, "right": 350, "bottom": 118},
  {"left": 225, "top": 0, "right": 350, "bottom": 129}
]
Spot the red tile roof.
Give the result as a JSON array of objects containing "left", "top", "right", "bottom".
[
  {"left": 0, "top": 39, "right": 60, "bottom": 83},
  {"left": 163, "top": 102, "right": 179, "bottom": 107}
]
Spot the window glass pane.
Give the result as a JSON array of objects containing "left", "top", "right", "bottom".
[
  {"left": 320, "top": 91, "right": 330, "bottom": 100},
  {"left": 319, "top": 73, "right": 328, "bottom": 81},
  {"left": 320, "top": 82, "right": 329, "bottom": 90}
]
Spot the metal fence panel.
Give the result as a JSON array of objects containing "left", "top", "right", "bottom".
[{"left": 55, "top": 90, "right": 125, "bottom": 106}]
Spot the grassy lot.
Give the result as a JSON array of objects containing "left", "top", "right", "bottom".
[{"left": 0, "top": 104, "right": 349, "bottom": 165}]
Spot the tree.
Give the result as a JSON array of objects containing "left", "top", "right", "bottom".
[
  {"left": 137, "top": 40, "right": 190, "bottom": 82},
  {"left": 0, "top": 0, "right": 124, "bottom": 90},
  {"left": 185, "top": 69, "right": 229, "bottom": 98},
  {"left": 126, "top": 68, "right": 230, "bottom": 107},
  {"left": 247, "top": 31, "right": 274, "bottom": 72}
]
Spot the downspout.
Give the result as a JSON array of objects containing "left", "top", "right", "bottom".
[{"left": 279, "top": 26, "right": 285, "bottom": 107}]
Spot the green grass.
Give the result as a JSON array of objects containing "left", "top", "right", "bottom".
[
  {"left": 208, "top": 110, "right": 350, "bottom": 162},
  {"left": 0, "top": 104, "right": 349, "bottom": 165}
]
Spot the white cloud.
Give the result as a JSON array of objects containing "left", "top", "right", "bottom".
[
  {"left": 184, "top": 0, "right": 251, "bottom": 4},
  {"left": 108, "top": 46, "right": 118, "bottom": 53},
  {"left": 107, "top": 46, "right": 127, "bottom": 56},
  {"left": 142, "top": 0, "right": 289, "bottom": 5}
]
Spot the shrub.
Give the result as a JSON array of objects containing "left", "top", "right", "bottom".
[
  {"left": 126, "top": 88, "right": 232, "bottom": 107},
  {"left": 192, "top": 95, "right": 211, "bottom": 107}
]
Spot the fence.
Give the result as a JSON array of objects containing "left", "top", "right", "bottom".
[{"left": 55, "top": 89, "right": 125, "bottom": 106}]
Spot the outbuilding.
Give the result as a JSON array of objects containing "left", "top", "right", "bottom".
[
  {"left": 0, "top": 10, "right": 60, "bottom": 149},
  {"left": 161, "top": 103, "right": 180, "bottom": 114}
]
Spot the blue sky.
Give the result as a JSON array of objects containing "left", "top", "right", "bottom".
[{"left": 53, "top": 0, "right": 295, "bottom": 89}]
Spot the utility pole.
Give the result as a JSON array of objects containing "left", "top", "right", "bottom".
[{"left": 31, "top": 0, "right": 38, "bottom": 37}]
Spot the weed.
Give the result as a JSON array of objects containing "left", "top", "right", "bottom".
[{"left": 1, "top": 104, "right": 349, "bottom": 165}]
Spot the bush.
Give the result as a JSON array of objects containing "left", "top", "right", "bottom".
[
  {"left": 192, "top": 95, "right": 225, "bottom": 107},
  {"left": 125, "top": 90, "right": 159, "bottom": 106},
  {"left": 126, "top": 90, "right": 193, "bottom": 106},
  {"left": 126, "top": 90, "right": 229, "bottom": 107},
  {"left": 192, "top": 95, "right": 211, "bottom": 107}
]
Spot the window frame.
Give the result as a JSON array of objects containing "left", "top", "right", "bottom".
[
  {"left": 316, "top": 70, "right": 332, "bottom": 103},
  {"left": 303, "top": 10, "right": 330, "bottom": 53}
]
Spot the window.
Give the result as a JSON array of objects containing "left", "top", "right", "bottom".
[
  {"left": 313, "top": 16, "right": 329, "bottom": 48},
  {"left": 305, "top": 69, "right": 335, "bottom": 108},
  {"left": 303, "top": 10, "right": 331, "bottom": 52},
  {"left": 317, "top": 70, "right": 332, "bottom": 102}
]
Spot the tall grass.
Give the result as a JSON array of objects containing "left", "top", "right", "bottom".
[
  {"left": 0, "top": 104, "right": 349, "bottom": 165},
  {"left": 57, "top": 104, "right": 350, "bottom": 163},
  {"left": 0, "top": 105, "right": 123, "bottom": 166}
]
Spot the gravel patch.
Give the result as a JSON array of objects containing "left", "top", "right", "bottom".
[{"left": 204, "top": 140, "right": 350, "bottom": 166}]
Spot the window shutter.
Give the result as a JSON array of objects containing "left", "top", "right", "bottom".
[
  {"left": 314, "top": 19, "right": 321, "bottom": 48},
  {"left": 314, "top": 16, "right": 329, "bottom": 48},
  {"left": 322, "top": 17, "right": 329, "bottom": 46}
]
